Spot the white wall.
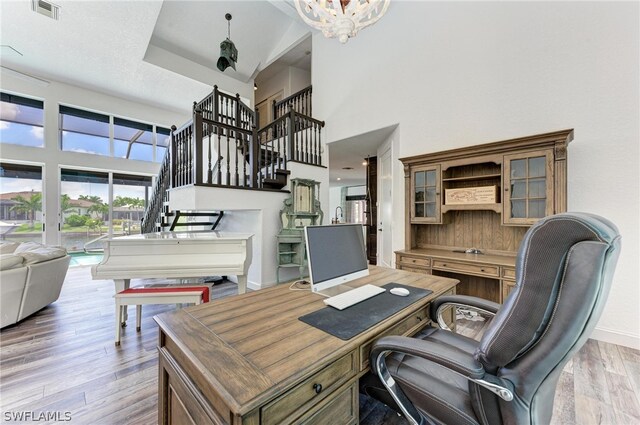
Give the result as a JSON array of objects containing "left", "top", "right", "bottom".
[
  {"left": 169, "top": 161, "right": 329, "bottom": 288},
  {"left": 0, "top": 72, "right": 190, "bottom": 245},
  {"left": 255, "top": 66, "right": 311, "bottom": 105},
  {"left": 314, "top": 2, "right": 640, "bottom": 348},
  {"left": 289, "top": 66, "right": 312, "bottom": 96}
]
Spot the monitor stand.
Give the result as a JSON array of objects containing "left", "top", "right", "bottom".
[{"left": 315, "top": 284, "right": 357, "bottom": 298}]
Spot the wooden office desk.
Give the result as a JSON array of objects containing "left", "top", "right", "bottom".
[{"left": 154, "top": 266, "right": 458, "bottom": 425}]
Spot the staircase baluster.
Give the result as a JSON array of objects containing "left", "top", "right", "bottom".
[
  {"left": 235, "top": 133, "right": 239, "bottom": 187},
  {"left": 226, "top": 132, "right": 230, "bottom": 186},
  {"left": 242, "top": 133, "right": 247, "bottom": 187},
  {"left": 207, "top": 131, "right": 212, "bottom": 184},
  {"left": 318, "top": 123, "right": 323, "bottom": 166},
  {"left": 217, "top": 128, "right": 222, "bottom": 185},
  {"left": 277, "top": 125, "right": 282, "bottom": 170},
  {"left": 300, "top": 117, "right": 311, "bottom": 163},
  {"left": 313, "top": 122, "right": 318, "bottom": 165},
  {"left": 270, "top": 135, "right": 275, "bottom": 180}
]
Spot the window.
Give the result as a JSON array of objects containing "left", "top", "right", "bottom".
[
  {"left": 59, "top": 104, "right": 169, "bottom": 162},
  {"left": 60, "top": 106, "right": 110, "bottom": 156},
  {"left": 0, "top": 162, "right": 44, "bottom": 244},
  {"left": 156, "top": 127, "right": 171, "bottom": 163},
  {"left": 113, "top": 117, "right": 154, "bottom": 161},
  {"left": 0, "top": 93, "right": 44, "bottom": 148},
  {"left": 112, "top": 173, "right": 151, "bottom": 236}
]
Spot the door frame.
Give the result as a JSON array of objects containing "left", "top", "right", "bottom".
[{"left": 377, "top": 146, "right": 393, "bottom": 268}]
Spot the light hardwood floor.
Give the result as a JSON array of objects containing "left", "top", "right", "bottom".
[{"left": 1, "top": 266, "right": 638, "bottom": 424}]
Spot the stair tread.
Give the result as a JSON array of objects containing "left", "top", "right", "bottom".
[{"left": 174, "top": 212, "right": 221, "bottom": 217}]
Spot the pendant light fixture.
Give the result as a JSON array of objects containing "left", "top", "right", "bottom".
[{"left": 217, "top": 13, "right": 238, "bottom": 72}]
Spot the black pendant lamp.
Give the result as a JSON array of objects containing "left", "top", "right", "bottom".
[{"left": 217, "top": 13, "right": 238, "bottom": 72}]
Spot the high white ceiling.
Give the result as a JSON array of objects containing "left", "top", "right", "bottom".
[
  {"left": 0, "top": 0, "right": 385, "bottom": 185},
  {"left": 0, "top": 0, "right": 309, "bottom": 113}
]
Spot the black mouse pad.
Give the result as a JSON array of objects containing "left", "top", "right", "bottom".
[{"left": 298, "top": 282, "right": 432, "bottom": 340}]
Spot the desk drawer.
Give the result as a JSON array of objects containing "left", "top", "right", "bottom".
[
  {"left": 502, "top": 267, "right": 516, "bottom": 280},
  {"left": 262, "top": 351, "right": 357, "bottom": 425},
  {"left": 398, "top": 266, "right": 430, "bottom": 275},
  {"left": 432, "top": 260, "right": 499, "bottom": 277},
  {"left": 360, "top": 306, "right": 429, "bottom": 370},
  {"left": 298, "top": 382, "right": 358, "bottom": 425},
  {"left": 399, "top": 256, "right": 431, "bottom": 268}
]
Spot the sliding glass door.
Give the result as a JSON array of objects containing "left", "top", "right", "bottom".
[
  {"left": 0, "top": 162, "right": 44, "bottom": 244},
  {"left": 60, "top": 169, "right": 109, "bottom": 253},
  {"left": 59, "top": 168, "right": 152, "bottom": 253},
  {"left": 112, "top": 173, "right": 151, "bottom": 237}
]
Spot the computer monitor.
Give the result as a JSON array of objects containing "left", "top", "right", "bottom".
[{"left": 304, "top": 224, "right": 369, "bottom": 295}]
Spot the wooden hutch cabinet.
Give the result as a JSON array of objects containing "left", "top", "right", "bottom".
[{"left": 398, "top": 129, "right": 573, "bottom": 303}]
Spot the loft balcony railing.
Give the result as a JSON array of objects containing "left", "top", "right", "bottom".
[{"left": 141, "top": 85, "right": 323, "bottom": 233}]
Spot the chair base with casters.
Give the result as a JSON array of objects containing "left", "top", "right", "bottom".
[
  {"left": 365, "top": 213, "right": 621, "bottom": 425},
  {"left": 113, "top": 286, "right": 209, "bottom": 346}
]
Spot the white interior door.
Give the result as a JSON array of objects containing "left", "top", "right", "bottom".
[{"left": 378, "top": 148, "right": 393, "bottom": 268}]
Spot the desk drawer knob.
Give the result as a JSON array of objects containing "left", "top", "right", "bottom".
[
  {"left": 313, "top": 383, "right": 323, "bottom": 394},
  {"left": 442, "top": 264, "right": 447, "bottom": 267},
  {"left": 417, "top": 316, "right": 423, "bottom": 321},
  {"left": 481, "top": 269, "right": 485, "bottom": 272}
]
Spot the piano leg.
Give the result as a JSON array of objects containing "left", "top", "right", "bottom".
[
  {"left": 114, "top": 279, "right": 131, "bottom": 326},
  {"left": 237, "top": 275, "right": 247, "bottom": 294}
]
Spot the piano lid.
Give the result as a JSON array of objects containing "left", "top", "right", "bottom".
[{"left": 105, "top": 231, "right": 253, "bottom": 242}]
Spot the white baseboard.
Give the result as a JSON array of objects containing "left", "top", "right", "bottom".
[
  {"left": 590, "top": 327, "right": 640, "bottom": 349},
  {"left": 247, "top": 280, "right": 277, "bottom": 291},
  {"left": 247, "top": 280, "right": 261, "bottom": 291}
]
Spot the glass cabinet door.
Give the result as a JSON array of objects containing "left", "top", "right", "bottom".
[
  {"left": 503, "top": 150, "right": 553, "bottom": 225},
  {"left": 411, "top": 165, "right": 441, "bottom": 223}
]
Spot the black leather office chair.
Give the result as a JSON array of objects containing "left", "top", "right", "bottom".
[{"left": 365, "top": 212, "right": 621, "bottom": 425}]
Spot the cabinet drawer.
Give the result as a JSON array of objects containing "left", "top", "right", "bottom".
[
  {"left": 432, "top": 260, "right": 499, "bottom": 277},
  {"left": 502, "top": 267, "right": 516, "bottom": 280},
  {"left": 360, "top": 306, "right": 429, "bottom": 370},
  {"left": 298, "top": 382, "right": 358, "bottom": 425},
  {"left": 399, "top": 256, "right": 431, "bottom": 268},
  {"left": 262, "top": 351, "right": 357, "bottom": 425},
  {"left": 398, "top": 266, "right": 431, "bottom": 275}
]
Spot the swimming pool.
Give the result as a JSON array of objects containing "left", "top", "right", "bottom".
[{"left": 69, "top": 252, "right": 103, "bottom": 267}]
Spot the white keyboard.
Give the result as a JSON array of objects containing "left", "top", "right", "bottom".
[{"left": 323, "top": 284, "right": 386, "bottom": 310}]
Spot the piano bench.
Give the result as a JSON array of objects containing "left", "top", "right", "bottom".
[{"left": 113, "top": 286, "right": 210, "bottom": 346}]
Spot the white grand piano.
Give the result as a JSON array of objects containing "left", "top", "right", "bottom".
[{"left": 92, "top": 231, "right": 253, "bottom": 296}]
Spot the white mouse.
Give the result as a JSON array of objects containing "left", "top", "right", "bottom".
[{"left": 390, "top": 287, "right": 410, "bottom": 296}]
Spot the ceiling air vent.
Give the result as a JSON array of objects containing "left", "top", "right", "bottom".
[{"left": 31, "top": 0, "right": 60, "bottom": 20}]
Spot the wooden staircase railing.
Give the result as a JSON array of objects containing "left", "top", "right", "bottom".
[
  {"left": 273, "top": 86, "right": 312, "bottom": 120},
  {"left": 141, "top": 151, "right": 171, "bottom": 233},
  {"left": 142, "top": 85, "right": 323, "bottom": 233}
]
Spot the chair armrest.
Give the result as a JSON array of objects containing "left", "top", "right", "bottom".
[
  {"left": 430, "top": 295, "right": 501, "bottom": 330},
  {"left": 371, "top": 335, "right": 485, "bottom": 378},
  {"left": 370, "top": 335, "right": 514, "bottom": 412}
]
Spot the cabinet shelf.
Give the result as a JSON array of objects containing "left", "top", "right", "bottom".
[
  {"left": 442, "top": 203, "right": 502, "bottom": 213},
  {"left": 441, "top": 173, "right": 501, "bottom": 182}
]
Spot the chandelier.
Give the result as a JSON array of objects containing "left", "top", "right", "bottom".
[{"left": 294, "top": 0, "right": 391, "bottom": 44}]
